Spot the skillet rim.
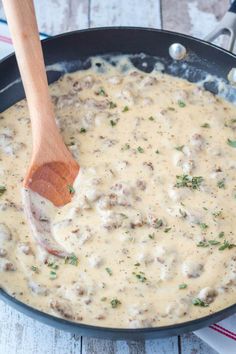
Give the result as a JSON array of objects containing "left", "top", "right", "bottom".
[{"left": 0, "top": 26, "right": 236, "bottom": 338}]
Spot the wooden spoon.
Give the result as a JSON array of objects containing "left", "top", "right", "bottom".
[
  {"left": 2, "top": 0, "right": 80, "bottom": 207},
  {"left": 3, "top": 0, "right": 80, "bottom": 257}
]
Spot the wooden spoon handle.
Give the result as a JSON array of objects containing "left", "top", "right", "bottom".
[{"left": 2, "top": 0, "right": 58, "bottom": 152}]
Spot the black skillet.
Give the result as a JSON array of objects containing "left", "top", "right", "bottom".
[{"left": 0, "top": 1, "right": 236, "bottom": 340}]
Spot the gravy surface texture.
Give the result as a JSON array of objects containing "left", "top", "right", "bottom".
[{"left": 0, "top": 57, "right": 236, "bottom": 328}]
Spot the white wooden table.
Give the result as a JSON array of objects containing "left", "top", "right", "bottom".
[{"left": 0, "top": 1, "right": 230, "bottom": 353}]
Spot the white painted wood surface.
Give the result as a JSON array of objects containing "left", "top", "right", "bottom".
[{"left": 0, "top": 0, "right": 229, "bottom": 353}]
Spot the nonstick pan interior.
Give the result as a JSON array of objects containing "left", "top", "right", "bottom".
[{"left": 0, "top": 27, "right": 236, "bottom": 339}]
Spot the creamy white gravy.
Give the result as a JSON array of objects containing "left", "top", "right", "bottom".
[{"left": 0, "top": 56, "right": 236, "bottom": 328}]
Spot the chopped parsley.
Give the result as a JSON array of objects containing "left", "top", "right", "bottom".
[
  {"left": 137, "top": 146, "right": 144, "bottom": 153},
  {"left": 110, "top": 120, "right": 117, "bottom": 127},
  {"left": 227, "top": 138, "right": 236, "bottom": 148},
  {"left": 31, "top": 266, "right": 39, "bottom": 273},
  {"left": 175, "top": 145, "right": 184, "bottom": 152},
  {"left": 134, "top": 262, "right": 141, "bottom": 267},
  {"left": 218, "top": 231, "right": 225, "bottom": 238},
  {"left": 199, "top": 223, "right": 208, "bottom": 230},
  {"left": 110, "top": 298, "right": 121, "bottom": 308},
  {"left": 109, "top": 101, "right": 117, "bottom": 109},
  {"left": 179, "top": 283, "right": 187, "bottom": 289},
  {"left": 217, "top": 179, "right": 225, "bottom": 189},
  {"left": 122, "top": 106, "right": 129, "bottom": 112},
  {"left": 67, "top": 184, "right": 75, "bottom": 194},
  {"left": 48, "top": 262, "right": 59, "bottom": 270},
  {"left": 175, "top": 174, "right": 203, "bottom": 190},
  {"left": 148, "top": 116, "right": 155, "bottom": 121},
  {"left": 197, "top": 241, "right": 209, "bottom": 248},
  {"left": 154, "top": 219, "right": 163, "bottom": 229},
  {"left": 97, "top": 87, "right": 106, "bottom": 96},
  {"left": 164, "top": 227, "right": 172, "bottom": 233},
  {"left": 50, "top": 270, "right": 57, "bottom": 280},
  {"left": 133, "top": 271, "right": 147, "bottom": 282},
  {"left": 208, "top": 240, "right": 220, "bottom": 246},
  {"left": 0, "top": 185, "right": 6, "bottom": 196},
  {"left": 121, "top": 143, "right": 130, "bottom": 151},
  {"left": 178, "top": 100, "right": 186, "bottom": 108},
  {"left": 212, "top": 210, "right": 222, "bottom": 218},
  {"left": 65, "top": 254, "right": 78, "bottom": 266},
  {"left": 179, "top": 209, "right": 187, "bottom": 218},
  {"left": 105, "top": 267, "right": 112, "bottom": 276},
  {"left": 148, "top": 233, "right": 155, "bottom": 239},
  {"left": 155, "top": 149, "right": 160, "bottom": 154},
  {"left": 101, "top": 297, "right": 107, "bottom": 302},
  {"left": 192, "top": 298, "right": 208, "bottom": 307},
  {"left": 80, "top": 127, "right": 87, "bottom": 133},
  {"left": 219, "top": 240, "right": 236, "bottom": 251},
  {"left": 201, "top": 123, "right": 210, "bottom": 128}
]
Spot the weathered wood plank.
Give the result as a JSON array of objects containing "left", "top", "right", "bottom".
[
  {"left": 90, "top": 0, "right": 161, "bottom": 28},
  {"left": 181, "top": 332, "right": 218, "bottom": 354},
  {"left": 82, "top": 337, "right": 179, "bottom": 354},
  {"left": 0, "top": 0, "right": 89, "bottom": 35},
  {"left": 0, "top": 299, "right": 81, "bottom": 354},
  {"left": 162, "top": 0, "right": 228, "bottom": 39}
]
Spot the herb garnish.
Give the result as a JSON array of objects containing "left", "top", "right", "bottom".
[
  {"left": 101, "top": 297, "right": 107, "bottom": 302},
  {"left": 199, "top": 223, "right": 208, "bottom": 230},
  {"left": 110, "top": 298, "right": 121, "bottom": 308},
  {"left": 217, "top": 179, "right": 225, "bottom": 189},
  {"left": 121, "top": 143, "right": 130, "bottom": 151},
  {"left": 179, "top": 283, "right": 187, "bottom": 289},
  {"left": 218, "top": 231, "right": 225, "bottom": 238},
  {"left": 197, "top": 241, "right": 209, "bottom": 248},
  {"left": 97, "top": 87, "right": 106, "bottom": 96},
  {"left": 178, "top": 100, "right": 186, "bottom": 108},
  {"left": 133, "top": 271, "right": 147, "bottom": 282},
  {"left": 48, "top": 262, "right": 59, "bottom": 270},
  {"left": 80, "top": 127, "right": 87, "bottom": 133},
  {"left": 134, "top": 263, "right": 141, "bottom": 266},
  {"left": 192, "top": 298, "right": 208, "bottom": 307},
  {"left": 155, "top": 149, "right": 160, "bottom": 154},
  {"left": 137, "top": 146, "right": 144, "bottom": 153},
  {"left": 110, "top": 120, "right": 117, "bottom": 127},
  {"left": 50, "top": 270, "right": 57, "bottom": 280},
  {"left": 148, "top": 116, "right": 155, "bottom": 121},
  {"left": 0, "top": 185, "right": 6, "bottom": 196},
  {"left": 175, "top": 145, "right": 184, "bottom": 152},
  {"left": 201, "top": 123, "right": 210, "bottom": 128},
  {"left": 148, "top": 233, "right": 155, "bottom": 239},
  {"left": 31, "top": 266, "right": 39, "bottom": 273},
  {"left": 65, "top": 254, "right": 78, "bottom": 266},
  {"left": 122, "top": 106, "right": 129, "bottom": 112},
  {"left": 67, "top": 184, "right": 75, "bottom": 194},
  {"left": 175, "top": 175, "right": 203, "bottom": 190},
  {"left": 227, "top": 139, "right": 236, "bottom": 148},
  {"left": 154, "top": 219, "right": 163, "bottom": 229},
  {"left": 212, "top": 210, "right": 222, "bottom": 218},
  {"left": 164, "top": 227, "right": 172, "bottom": 233},
  {"left": 105, "top": 267, "right": 112, "bottom": 276},
  {"left": 218, "top": 240, "right": 236, "bottom": 251},
  {"left": 109, "top": 101, "right": 117, "bottom": 109},
  {"left": 208, "top": 240, "right": 221, "bottom": 246}
]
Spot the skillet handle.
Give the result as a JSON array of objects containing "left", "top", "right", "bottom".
[{"left": 205, "top": 0, "right": 236, "bottom": 52}]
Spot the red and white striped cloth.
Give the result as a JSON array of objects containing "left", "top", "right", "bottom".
[
  {"left": 195, "top": 315, "right": 236, "bottom": 353},
  {"left": 0, "top": 17, "right": 236, "bottom": 354}
]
